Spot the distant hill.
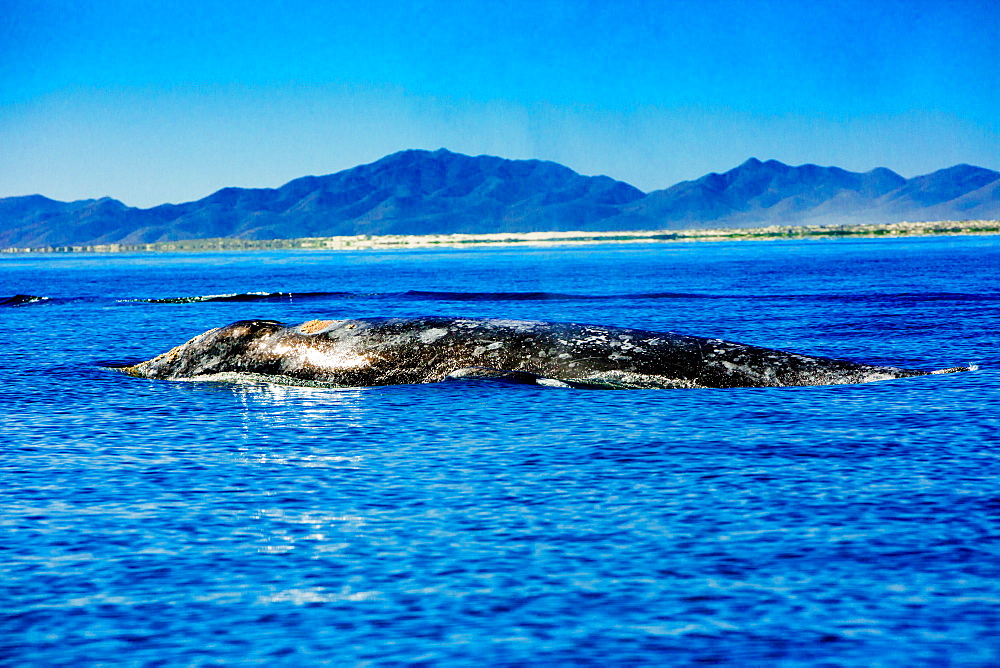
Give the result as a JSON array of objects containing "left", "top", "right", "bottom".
[
  {"left": 2, "top": 149, "right": 998, "bottom": 248},
  {"left": 606, "top": 159, "right": 1000, "bottom": 230}
]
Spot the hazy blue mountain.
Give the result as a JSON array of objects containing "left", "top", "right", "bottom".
[
  {"left": 0, "top": 149, "right": 645, "bottom": 247},
  {"left": 872, "top": 165, "right": 1000, "bottom": 223},
  {"left": 601, "top": 158, "right": 999, "bottom": 229},
  {"left": 922, "top": 177, "right": 1000, "bottom": 220},
  {"left": 2, "top": 150, "right": 998, "bottom": 248}
]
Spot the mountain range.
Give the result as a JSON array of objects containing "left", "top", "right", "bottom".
[{"left": 2, "top": 148, "right": 998, "bottom": 248}]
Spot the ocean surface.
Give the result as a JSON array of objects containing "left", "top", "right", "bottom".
[{"left": 2, "top": 236, "right": 999, "bottom": 666}]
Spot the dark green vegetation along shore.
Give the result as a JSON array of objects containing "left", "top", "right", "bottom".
[{"left": 3, "top": 220, "right": 997, "bottom": 254}]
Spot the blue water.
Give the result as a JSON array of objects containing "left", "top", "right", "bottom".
[{"left": 2, "top": 237, "right": 999, "bottom": 666}]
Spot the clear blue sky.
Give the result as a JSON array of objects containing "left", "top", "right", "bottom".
[{"left": 3, "top": 0, "right": 998, "bottom": 207}]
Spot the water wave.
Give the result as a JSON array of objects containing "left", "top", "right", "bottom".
[
  {"left": 0, "top": 294, "right": 51, "bottom": 307},
  {"left": 123, "top": 291, "right": 350, "bottom": 304},
  {"left": 811, "top": 291, "right": 1000, "bottom": 303},
  {"left": 124, "top": 289, "right": 710, "bottom": 304},
  {"left": 395, "top": 290, "right": 708, "bottom": 301},
  {"left": 398, "top": 290, "right": 1000, "bottom": 303},
  {"left": 30, "top": 289, "right": 1000, "bottom": 306}
]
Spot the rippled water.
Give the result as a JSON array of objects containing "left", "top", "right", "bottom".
[{"left": 3, "top": 237, "right": 999, "bottom": 665}]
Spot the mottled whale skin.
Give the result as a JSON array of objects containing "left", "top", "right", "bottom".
[{"left": 119, "top": 316, "right": 967, "bottom": 389}]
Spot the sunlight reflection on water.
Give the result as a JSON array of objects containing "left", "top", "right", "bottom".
[{"left": 233, "top": 381, "right": 369, "bottom": 433}]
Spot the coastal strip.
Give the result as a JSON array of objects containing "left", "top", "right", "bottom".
[{"left": 3, "top": 219, "right": 998, "bottom": 254}]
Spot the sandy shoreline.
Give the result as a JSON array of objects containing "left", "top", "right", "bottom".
[{"left": 3, "top": 219, "right": 998, "bottom": 254}]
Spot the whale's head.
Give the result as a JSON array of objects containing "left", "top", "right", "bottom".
[{"left": 121, "top": 320, "right": 285, "bottom": 379}]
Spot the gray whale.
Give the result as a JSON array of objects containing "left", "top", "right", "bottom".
[{"left": 118, "top": 317, "right": 969, "bottom": 389}]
